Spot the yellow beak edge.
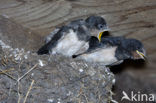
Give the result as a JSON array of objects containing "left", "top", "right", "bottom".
[
  {"left": 136, "top": 50, "right": 146, "bottom": 60},
  {"left": 98, "top": 31, "right": 103, "bottom": 42}
]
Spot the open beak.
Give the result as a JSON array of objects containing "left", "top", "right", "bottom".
[
  {"left": 98, "top": 26, "right": 110, "bottom": 42},
  {"left": 136, "top": 50, "right": 147, "bottom": 60}
]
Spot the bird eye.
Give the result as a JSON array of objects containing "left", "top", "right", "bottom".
[{"left": 98, "top": 24, "right": 104, "bottom": 30}]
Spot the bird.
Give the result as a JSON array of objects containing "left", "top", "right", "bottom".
[
  {"left": 44, "top": 15, "right": 109, "bottom": 43},
  {"left": 72, "top": 35, "right": 146, "bottom": 66},
  {"left": 37, "top": 16, "right": 109, "bottom": 56},
  {"left": 37, "top": 25, "right": 90, "bottom": 56}
]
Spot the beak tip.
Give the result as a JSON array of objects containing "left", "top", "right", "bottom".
[{"left": 136, "top": 50, "right": 147, "bottom": 60}]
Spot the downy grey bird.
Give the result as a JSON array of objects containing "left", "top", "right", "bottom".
[
  {"left": 37, "top": 16, "right": 109, "bottom": 56},
  {"left": 72, "top": 35, "right": 146, "bottom": 66}
]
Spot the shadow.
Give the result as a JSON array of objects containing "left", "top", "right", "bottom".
[{"left": 110, "top": 59, "right": 147, "bottom": 74}]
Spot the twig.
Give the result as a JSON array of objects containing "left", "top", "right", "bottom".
[
  {"left": 17, "top": 61, "right": 23, "bottom": 103},
  {"left": 8, "top": 79, "right": 12, "bottom": 96},
  {"left": 111, "top": 99, "right": 118, "bottom": 103},
  {"left": 17, "top": 75, "right": 21, "bottom": 103},
  {"left": 1, "top": 58, "right": 7, "bottom": 66},
  {"left": 17, "top": 64, "right": 38, "bottom": 82},
  {"left": 77, "top": 87, "right": 88, "bottom": 103},
  {"left": 0, "top": 68, "right": 14, "bottom": 74},
  {"left": 82, "top": 93, "right": 88, "bottom": 103},
  {"left": 23, "top": 79, "right": 35, "bottom": 103},
  {"left": 0, "top": 68, "right": 17, "bottom": 81}
]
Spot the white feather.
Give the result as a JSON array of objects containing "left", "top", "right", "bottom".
[
  {"left": 52, "top": 30, "right": 87, "bottom": 57},
  {"left": 80, "top": 47, "right": 118, "bottom": 65}
]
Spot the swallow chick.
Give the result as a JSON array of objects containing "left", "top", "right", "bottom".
[
  {"left": 72, "top": 36, "right": 146, "bottom": 66},
  {"left": 37, "top": 25, "right": 91, "bottom": 56},
  {"left": 38, "top": 16, "right": 109, "bottom": 56},
  {"left": 44, "top": 15, "right": 109, "bottom": 43}
]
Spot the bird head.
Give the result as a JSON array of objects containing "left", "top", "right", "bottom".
[
  {"left": 85, "top": 16, "right": 110, "bottom": 37},
  {"left": 132, "top": 49, "right": 146, "bottom": 60},
  {"left": 122, "top": 39, "right": 147, "bottom": 60}
]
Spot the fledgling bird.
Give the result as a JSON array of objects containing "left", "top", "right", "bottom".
[
  {"left": 44, "top": 16, "right": 109, "bottom": 43},
  {"left": 37, "top": 25, "right": 90, "bottom": 56},
  {"left": 37, "top": 16, "right": 109, "bottom": 56},
  {"left": 72, "top": 36, "right": 146, "bottom": 66}
]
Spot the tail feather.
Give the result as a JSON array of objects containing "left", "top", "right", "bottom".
[
  {"left": 37, "top": 44, "right": 50, "bottom": 55},
  {"left": 72, "top": 53, "right": 84, "bottom": 58},
  {"left": 72, "top": 55, "right": 78, "bottom": 58}
]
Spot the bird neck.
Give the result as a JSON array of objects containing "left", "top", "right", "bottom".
[{"left": 115, "top": 46, "right": 132, "bottom": 60}]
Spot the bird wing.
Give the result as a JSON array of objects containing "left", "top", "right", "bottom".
[
  {"left": 101, "top": 36, "right": 125, "bottom": 46},
  {"left": 108, "top": 60, "right": 123, "bottom": 66},
  {"left": 72, "top": 44, "right": 109, "bottom": 58},
  {"left": 45, "top": 27, "right": 60, "bottom": 43},
  {"left": 45, "top": 19, "right": 85, "bottom": 43},
  {"left": 37, "top": 26, "right": 69, "bottom": 55}
]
